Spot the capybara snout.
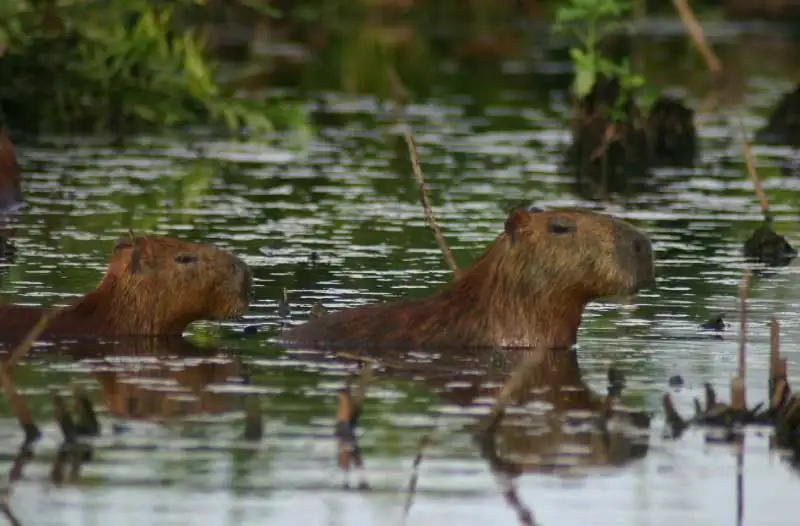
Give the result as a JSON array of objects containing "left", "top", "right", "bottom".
[
  {"left": 503, "top": 207, "right": 655, "bottom": 300},
  {"left": 612, "top": 219, "right": 655, "bottom": 294}
]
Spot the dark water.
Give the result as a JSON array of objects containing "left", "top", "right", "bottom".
[{"left": 2, "top": 18, "right": 800, "bottom": 526}]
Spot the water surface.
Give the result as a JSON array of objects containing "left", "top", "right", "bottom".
[{"left": 1, "top": 17, "right": 800, "bottom": 526}]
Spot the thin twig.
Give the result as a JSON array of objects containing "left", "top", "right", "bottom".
[
  {"left": 386, "top": 65, "right": 461, "bottom": 277},
  {"left": 737, "top": 115, "right": 771, "bottom": 220},
  {"left": 737, "top": 270, "right": 750, "bottom": 382},
  {"left": 732, "top": 270, "right": 750, "bottom": 411},
  {"left": 670, "top": 0, "right": 722, "bottom": 74},
  {"left": 401, "top": 428, "right": 439, "bottom": 525},
  {"left": 770, "top": 318, "right": 782, "bottom": 402}
]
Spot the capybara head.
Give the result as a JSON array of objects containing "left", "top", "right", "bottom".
[
  {"left": 0, "top": 130, "right": 22, "bottom": 210},
  {"left": 81, "top": 234, "right": 252, "bottom": 335},
  {"left": 502, "top": 206, "right": 654, "bottom": 300}
]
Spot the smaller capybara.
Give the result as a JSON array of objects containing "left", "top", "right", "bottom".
[
  {"left": 279, "top": 206, "right": 655, "bottom": 350},
  {"left": 0, "top": 129, "right": 21, "bottom": 210},
  {"left": 0, "top": 234, "right": 252, "bottom": 340}
]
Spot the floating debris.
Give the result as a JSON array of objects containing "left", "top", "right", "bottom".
[
  {"left": 668, "top": 375, "right": 684, "bottom": 388},
  {"left": 700, "top": 314, "right": 725, "bottom": 332}
]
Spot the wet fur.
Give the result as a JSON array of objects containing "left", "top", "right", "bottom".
[
  {"left": 0, "top": 235, "right": 252, "bottom": 341},
  {"left": 279, "top": 207, "right": 654, "bottom": 350}
]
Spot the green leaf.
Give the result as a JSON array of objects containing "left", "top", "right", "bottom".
[{"left": 574, "top": 65, "right": 596, "bottom": 98}]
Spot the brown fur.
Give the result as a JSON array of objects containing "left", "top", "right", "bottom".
[
  {"left": 0, "top": 130, "right": 21, "bottom": 210},
  {"left": 279, "top": 207, "right": 654, "bottom": 350},
  {"left": 0, "top": 234, "right": 251, "bottom": 341}
]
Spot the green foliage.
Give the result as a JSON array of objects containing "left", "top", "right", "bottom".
[
  {"left": 554, "top": 0, "right": 646, "bottom": 102},
  {"left": 0, "top": 0, "right": 287, "bottom": 135}
]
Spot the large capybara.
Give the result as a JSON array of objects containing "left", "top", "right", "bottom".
[
  {"left": 0, "top": 234, "right": 252, "bottom": 341},
  {"left": 279, "top": 206, "right": 655, "bottom": 350},
  {"left": 0, "top": 129, "right": 22, "bottom": 210}
]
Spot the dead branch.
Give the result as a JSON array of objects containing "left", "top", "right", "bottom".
[
  {"left": 386, "top": 65, "right": 461, "bottom": 277},
  {"left": 670, "top": 0, "right": 722, "bottom": 74}
]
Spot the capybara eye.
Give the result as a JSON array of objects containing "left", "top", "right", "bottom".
[
  {"left": 174, "top": 253, "right": 197, "bottom": 264},
  {"left": 547, "top": 218, "right": 575, "bottom": 235}
]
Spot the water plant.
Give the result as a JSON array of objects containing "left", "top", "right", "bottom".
[
  {"left": 553, "top": 0, "right": 648, "bottom": 114},
  {"left": 0, "top": 0, "right": 289, "bottom": 136}
]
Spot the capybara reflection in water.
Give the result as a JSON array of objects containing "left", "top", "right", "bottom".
[
  {"left": 0, "top": 234, "right": 252, "bottom": 340},
  {"left": 280, "top": 207, "right": 655, "bottom": 350},
  {"left": 0, "top": 130, "right": 22, "bottom": 210},
  {"left": 49, "top": 338, "right": 249, "bottom": 421}
]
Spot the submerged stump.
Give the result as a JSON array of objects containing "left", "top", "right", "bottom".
[
  {"left": 647, "top": 96, "right": 697, "bottom": 167},
  {"left": 755, "top": 83, "right": 800, "bottom": 147},
  {"left": 567, "top": 76, "right": 697, "bottom": 199},
  {"left": 567, "top": 76, "right": 650, "bottom": 198},
  {"left": 743, "top": 219, "right": 797, "bottom": 267}
]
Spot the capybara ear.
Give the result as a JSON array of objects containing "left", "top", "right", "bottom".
[{"left": 504, "top": 207, "right": 530, "bottom": 243}]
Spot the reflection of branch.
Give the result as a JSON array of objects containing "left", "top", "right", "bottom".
[
  {"left": 72, "top": 384, "right": 100, "bottom": 437},
  {"left": 475, "top": 347, "right": 547, "bottom": 434},
  {"left": 468, "top": 348, "right": 548, "bottom": 526},
  {"left": 334, "top": 362, "right": 373, "bottom": 490},
  {"left": 0, "top": 502, "right": 21, "bottom": 526},
  {"left": 402, "top": 428, "right": 439, "bottom": 525},
  {"left": 474, "top": 425, "right": 535, "bottom": 526},
  {"left": 670, "top": 0, "right": 722, "bottom": 74},
  {"left": 386, "top": 65, "right": 461, "bottom": 277},
  {"left": 243, "top": 395, "right": 263, "bottom": 441},
  {"left": 6, "top": 308, "right": 59, "bottom": 368},
  {"left": 0, "top": 364, "right": 39, "bottom": 443}
]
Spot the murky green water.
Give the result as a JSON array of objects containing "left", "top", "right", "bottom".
[{"left": 1, "top": 18, "right": 800, "bottom": 526}]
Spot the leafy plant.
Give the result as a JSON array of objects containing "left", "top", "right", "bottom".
[
  {"left": 0, "top": 0, "right": 297, "bottom": 136},
  {"left": 553, "top": 0, "right": 648, "bottom": 110}
]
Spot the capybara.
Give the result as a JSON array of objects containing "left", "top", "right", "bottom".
[
  {"left": 279, "top": 206, "right": 655, "bottom": 350},
  {"left": 0, "top": 129, "right": 21, "bottom": 210},
  {"left": 0, "top": 234, "right": 252, "bottom": 340}
]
